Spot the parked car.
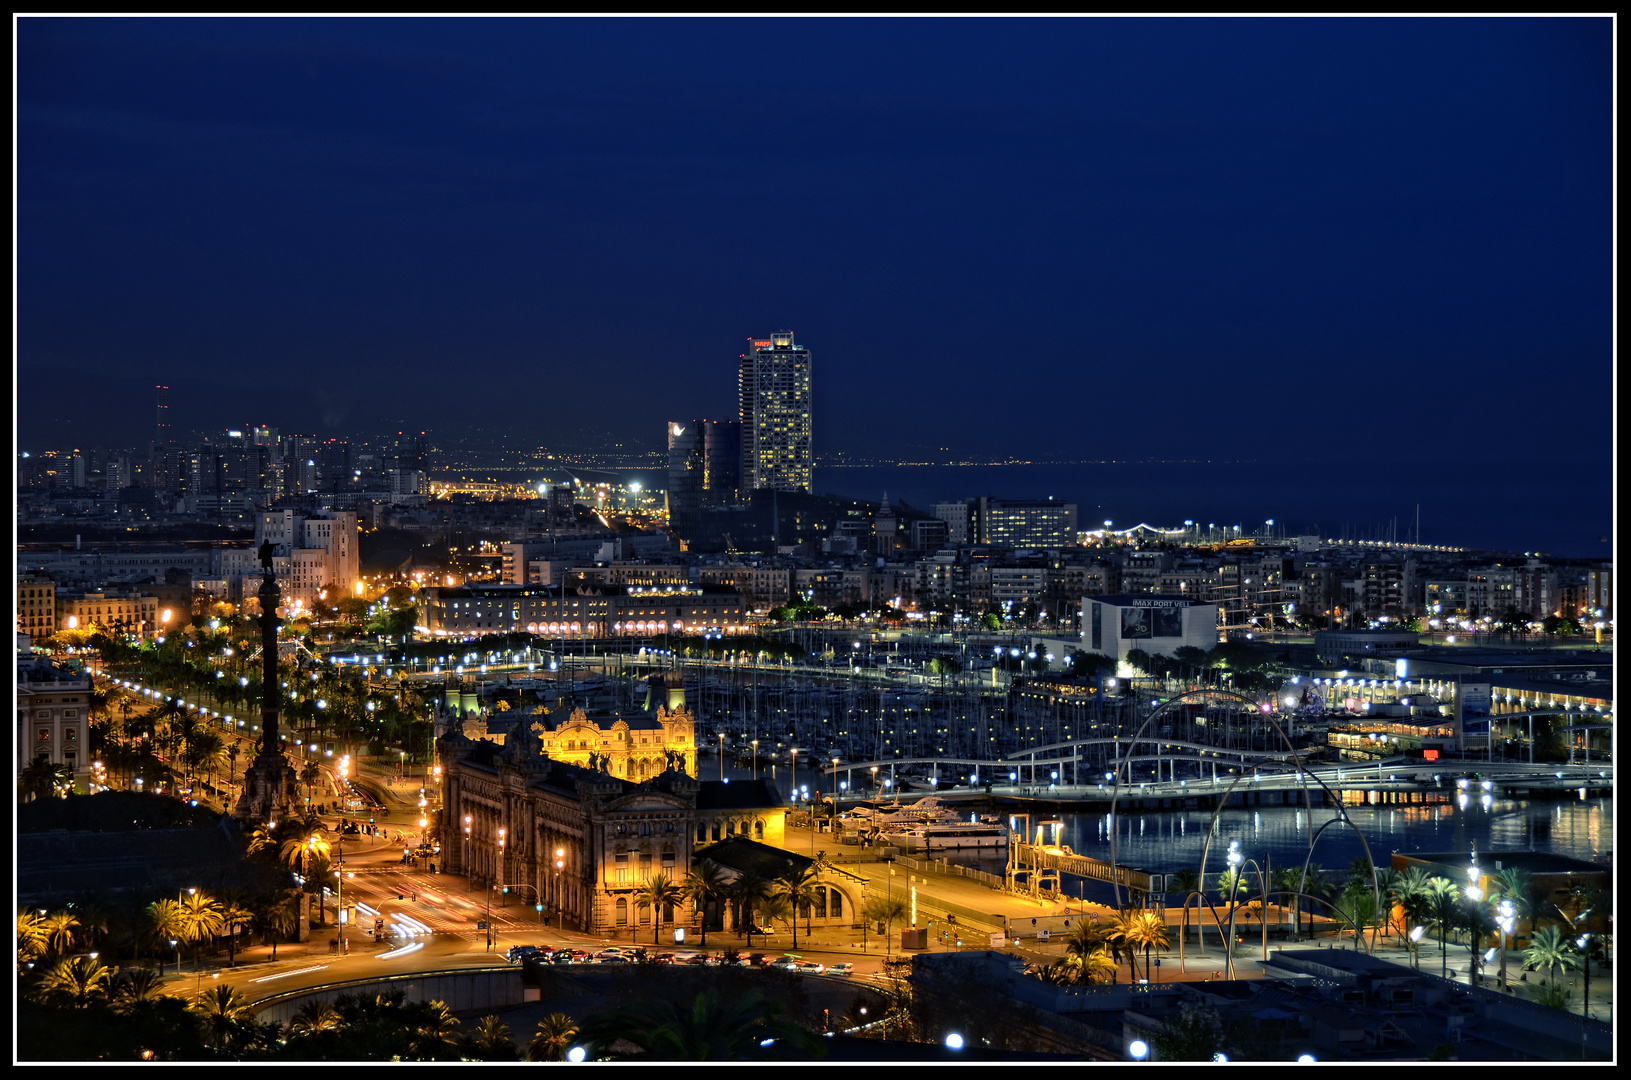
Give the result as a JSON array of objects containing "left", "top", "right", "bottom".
[{"left": 828, "top": 962, "right": 855, "bottom": 976}]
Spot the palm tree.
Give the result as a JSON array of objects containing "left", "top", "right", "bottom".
[
  {"left": 245, "top": 824, "right": 278, "bottom": 859},
  {"left": 300, "top": 759, "right": 323, "bottom": 806},
  {"left": 683, "top": 860, "right": 729, "bottom": 946},
  {"left": 19, "top": 756, "right": 72, "bottom": 801},
  {"left": 1371, "top": 868, "right": 1401, "bottom": 938},
  {"left": 1135, "top": 913, "right": 1174, "bottom": 978},
  {"left": 289, "top": 999, "right": 344, "bottom": 1035},
  {"left": 758, "top": 893, "right": 795, "bottom": 943},
  {"left": 110, "top": 966, "right": 167, "bottom": 1010},
  {"left": 177, "top": 891, "right": 225, "bottom": 972},
  {"left": 1061, "top": 916, "right": 1111, "bottom": 962},
  {"left": 729, "top": 871, "right": 771, "bottom": 939},
  {"left": 67, "top": 900, "right": 112, "bottom": 954},
  {"left": 528, "top": 1013, "right": 580, "bottom": 1061},
  {"left": 1522, "top": 925, "right": 1581, "bottom": 983},
  {"left": 194, "top": 734, "right": 230, "bottom": 790},
  {"left": 1391, "top": 868, "right": 1433, "bottom": 966},
  {"left": 1059, "top": 948, "right": 1119, "bottom": 985},
  {"left": 17, "top": 907, "right": 50, "bottom": 967},
  {"left": 1268, "top": 866, "right": 1300, "bottom": 937},
  {"left": 635, "top": 873, "right": 684, "bottom": 946},
  {"left": 191, "top": 984, "right": 257, "bottom": 1049},
  {"left": 1103, "top": 910, "right": 1142, "bottom": 982},
  {"left": 145, "top": 898, "right": 188, "bottom": 970},
  {"left": 774, "top": 863, "right": 823, "bottom": 948},
  {"left": 1460, "top": 900, "right": 1497, "bottom": 985},
  {"left": 1029, "top": 959, "right": 1079, "bottom": 985},
  {"left": 410, "top": 999, "right": 463, "bottom": 1059},
  {"left": 862, "top": 894, "right": 908, "bottom": 957},
  {"left": 280, "top": 832, "right": 332, "bottom": 923},
  {"left": 218, "top": 890, "right": 255, "bottom": 967},
  {"left": 32, "top": 954, "right": 115, "bottom": 1006},
  {"left": 1299, "top": 865, "right": 1337, "bottom": 938},
  {"left": 1492, "top": 867, "right": 1545, "bottom": 934},
  {"left": 463, "top": 1015, "right": 520, "bottom": 1061},
  {"left": 1337, "top": 878, "right": 1378, "bottom": 944},
  {"left": 41, "top": 909, "right": 81, "bottom": 955},
  {"left": 1425, "top": 877, "right": 1461, "bottom": 977},
  {"left": 578, "top": 987, "right": 821, "bottom": 1060}
]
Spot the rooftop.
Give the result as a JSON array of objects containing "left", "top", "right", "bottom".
[
  {"left": 692, "top": 836, "right": 812, "bottom": 879},
  {"left": 695, "top": 778, "right": 783, "bottom": 812}
]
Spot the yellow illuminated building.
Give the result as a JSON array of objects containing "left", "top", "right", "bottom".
[{"left": 532, "top": 699, "right": 696, "bottom": 782}]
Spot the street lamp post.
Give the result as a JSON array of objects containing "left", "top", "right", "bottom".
[
  {"left": 1496, "top": 899, "right": 1515, "bottom": 991},
  {"left": 554, "top": 848, "right": 566, "bottom": 928},
  {"left": 1464, "top": 848, "right": 1483, "bottom": 987},
  {"left": 485, "top": 827, "right": 506, "bottom": 952},
  {"left": 463, "top": 815, "right": 473, "bottom": 894},
  {"left": 334, "top": 841, "right": 353, "bottom": 955},
  {"left": 751, "top": 740, "right": 758, "bottom": 781},
  {"left": 1576, "top": 933, "right": 1593, "bottom": 1020}
]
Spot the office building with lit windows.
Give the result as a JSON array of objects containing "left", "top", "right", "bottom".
[{"left": 738, "top": 331, "right": 812, "bottom": 493}]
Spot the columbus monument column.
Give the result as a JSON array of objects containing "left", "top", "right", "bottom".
[{"left": 233, "top": 541, "right": 301, "bottom": 823}]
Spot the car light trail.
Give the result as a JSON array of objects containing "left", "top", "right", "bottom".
[
  {"left": 378, "top": 942, "right": 423, "bottom": 960},
  {"left": 250, "top": 964, "right": 329, "bottom": 983}
]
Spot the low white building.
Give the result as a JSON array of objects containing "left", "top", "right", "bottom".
[
  {"left": 17, "top": 649, "right": 91, "bottom": 784},
  {"left": 1080, "top": 594, "right": 1219, "bottom": 661}
]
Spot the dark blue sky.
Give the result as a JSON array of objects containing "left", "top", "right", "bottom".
[{"left": 18, "top": 17, "right": 1613, "bottom": 467}]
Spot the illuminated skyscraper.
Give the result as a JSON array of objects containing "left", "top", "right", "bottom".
[{"left": 738, "top": 331, "right": 812, "bottom": 493}]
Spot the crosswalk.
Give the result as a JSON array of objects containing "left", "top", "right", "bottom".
[{"left": 333, "top": 870, "right": 542, "bottom": 935}]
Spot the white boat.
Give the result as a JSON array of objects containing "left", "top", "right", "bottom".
[{"left": 877, "top": 818, "right": 1009, "bottom": 851}]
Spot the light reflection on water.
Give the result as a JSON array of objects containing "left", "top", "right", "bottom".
[
  {"left": 950, "top": 797, "right": 1612, "bottom": 881},
  {"left": 1061, "top": 796, "right": 1613, "bottom": 874}
]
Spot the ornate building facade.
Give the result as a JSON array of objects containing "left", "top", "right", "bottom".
[
  {"left": 529, "top": 698, "right": 697, "bottom": 782},
  {"left": 438, "top": 705, "right": 791, "bottom": 936}
]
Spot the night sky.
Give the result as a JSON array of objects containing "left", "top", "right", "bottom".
[{"left": 18, "top": 18, "right": 1613, "bottom": 470}]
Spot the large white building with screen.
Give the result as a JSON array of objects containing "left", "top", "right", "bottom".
[{"left": 1080, "top": 594, "right": 1219, "bottom": 660}]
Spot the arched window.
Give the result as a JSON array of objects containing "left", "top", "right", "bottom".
[
  {"left": 754, "top": 819, "right": 765, "bottom": 840},
  {"left": 615, "top": 898, "right": 628, "bottom": 926},
  {"left": 828, "top": 888, "right": 843, "bottom": 918}
]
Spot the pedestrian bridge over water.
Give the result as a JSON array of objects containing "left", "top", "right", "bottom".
[{"left": 830, "top": 758, "right": 1612, "bottom": 806}]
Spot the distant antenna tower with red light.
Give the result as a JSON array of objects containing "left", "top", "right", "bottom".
[{"left": 155, "top": 384, "right": 171, "bottom": 446}]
